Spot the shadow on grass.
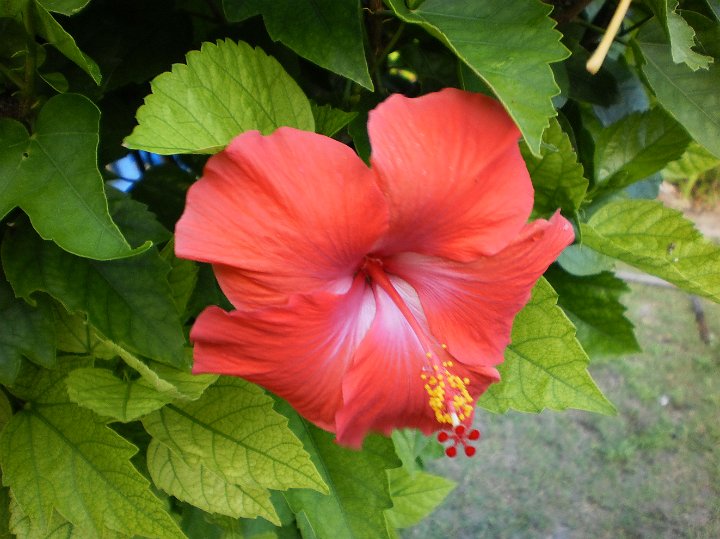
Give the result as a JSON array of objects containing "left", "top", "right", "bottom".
[{"left": 406, "top": 284, "right": 720, "bottom": 539}]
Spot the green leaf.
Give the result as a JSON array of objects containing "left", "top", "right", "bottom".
[
  {"left": 0, "top": 488, "right": 9, "bottom": 539},
  {"left": 562, "top": 45, "right": 619, "bottom": 107},
  {"left": 592, "top": 107, "right": 691, "bottom": 195},
  {"left": 662, "top": 140, "right": 720, "bottom": 181},
  {"left": 106, "top": 187, "right": 171, "bottom": 248},
  {"left": 637, "top": 20, "right": 720, "bottom": 158},
  {"left": 520, "top": 118, "right": 588, "bottom": 216},
  {"left": 160, "top": 241, "right": 198, "bottom": 317},
  {"left": 0, "top": 363, "right": 185, "bottom": 538},
  {"left": 66, "top": 367, "right": 178, "bottom": 422},
  {"left": 125, "top": 39, "right": 314, "bottom": 154},
  {"left": 2, "top": 224, "right": 186, "bottom": 367},
  {"left": 275, "top": 399, "right": 400, "bottom": 539},
  {"left": 557, "top": 243, "right": 616, "bottom": 276},
  {"left": 0, "top": 276, "right": 55, "bottom": 385},
  {"left": 28, "top": 1, "right": 101, "bottom": 83},
  {"left": 390, "top": 430, "right": 429, "bottom": 475},
  {"left": 64, "top": 343, "right": 215, "bottom": 418},
  {"left": 479, "top": 278, "right": 615, "bottom": 414},
  {"left": 0, "top": 0, "right": 23, "bottom": 17},
  {"left": 148, "top": 360, "right": 218, "bottom": 401},
  {"left": 385, "top": 468, "right": 455, "bottom": 529},
  {"left": 546, "top": 267, "right": 640, "bottom": 358},
  {"left": 0, "top": 95, "right": 143, "bottom": 260},
  {"left": 147, "top": 440, "right": 280, "bottom": 524},
  {"left": 38, "top": 71, "right": 69, "bottom": 93},
  {"left": 703, "top": 0, "right": 720, "bottom": 21},
  {"left": 0, "top": 393, "right": 12, "bottom": 434},
  {"left": 37, "top": 0, "right": 91, "bottom": 16},
  {"left": 53, "top": 305, "right": 115, "bottom": 359},
  {"left": 223, "top": 0, "right": 371, "bottom": 89},
  {"left": 581, "top": 199, "right": 720, "bottom": 302},
  {"left": 9, "top": 496, "right": 127, "bottom": 539},
  {"left": 142, "top": 378, "right": 326, "bottom": 493},
  {"left": 387, "top": 0, "right": 568, "bottom": 154},
  {"left": 645, "top": 0, "right": 714, "bottom": 70},
  {"left": 311, "top": 103, "right": 357, "bottom": 137}
]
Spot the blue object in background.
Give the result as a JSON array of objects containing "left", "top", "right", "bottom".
[{"left": 108, "top": 151, "right": 183, "bottom": 192}]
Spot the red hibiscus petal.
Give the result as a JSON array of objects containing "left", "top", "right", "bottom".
[
  {"left": 368, "top": 88, "right": 533, "bottom": 261},
  {"left": 176, "top": 127, "right": 388, "bottom": 309},
  {"left": 335, "top": 285, "right": 436, "bottom": 447},
  {"left": 384, "top": 212, "right": 575, "bottom": 367},
  {"left": 190, "top": 276, "right": 376, "bottom": 431},
  {"left": 335, "top": 278, "right": 499, "bottom": 448}
]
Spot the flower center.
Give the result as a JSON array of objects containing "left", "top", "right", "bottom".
[{"left": 362, "top": 257, "right": 479, "bottom": 457}]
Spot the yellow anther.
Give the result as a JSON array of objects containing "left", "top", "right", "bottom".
[
  {"left": 424, "top": 365, "right": 475, "bottom": 427},
  {"left": 441, "top": 343, "right": 448, "bottom": 349},
  {"left": 420, "top": 374, "right": 427, "bottom": 380},
  {"left": 426, "top": 352, "right": 432, "bottom": 358}
]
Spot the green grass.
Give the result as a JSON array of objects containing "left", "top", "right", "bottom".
[{"left": 406, "top": 283, "right": 720, "bottom": 539}]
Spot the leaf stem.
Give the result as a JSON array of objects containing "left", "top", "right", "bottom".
[
  {"left": 20, "top": 3, "right": 37, "bottom": 117},
  {"left": 0, "top": 62, "right": 25, "bottom": 89},
  {"left": 99, "top": 336, "right": 178, "bottom": 394},
  {"left": 378, "top": 21, "right": 405, "bottom": 66}
]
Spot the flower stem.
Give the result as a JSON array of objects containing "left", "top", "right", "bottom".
[{"left": 586, "top": 0, "right": 632, "bottom": 74}]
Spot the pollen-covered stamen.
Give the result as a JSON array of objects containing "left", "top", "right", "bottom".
[
  {"left": 420, "top": 344, "right": 474, "bottom": 427},
  {"left": 362, "top": 258, "right": 479, "bottom": 454}
]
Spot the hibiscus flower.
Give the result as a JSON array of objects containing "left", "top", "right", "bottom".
[{"left": 175, "top": 88, "right": 574, "bottom": 456}]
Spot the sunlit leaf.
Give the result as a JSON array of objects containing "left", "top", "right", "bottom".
[
  {"left": 147, "top": 440, "right": 280, "bottom": 524},
  {"left": 125, "top": 39, "right": 314, "bottom": 154},
  {"left": 66, "top": 367, "right": 178, "bottom": 422},
  {"left": 387, "top": 0, "right": 568, "bottom": 154},
  {"left": 385, "top": 468, "right": 455, "bottom": 529},
  {"left": 581, "top": 200, "right": 720, "bottom": 302},
  {"left": 0, "top": 362, "right": 184, "bottom": 538},
  {"left": 9, "top": 496, "right": 127, "bottom": 539},
  {"left": 662, "top": 141, "right": 720, "bottom": 181},
  {"left": 479, "top": 278, "right": 615, "bottom": 414},
  {"left": 142, "top": 378, "right": 326, "bottom": 492},
  {"left": 391, "top": 430, "right": 429, "bottom": 475}
]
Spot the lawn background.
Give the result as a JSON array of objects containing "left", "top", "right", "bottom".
[{"left": 407, "top": 283, "right": 720, "bottom": 538}]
